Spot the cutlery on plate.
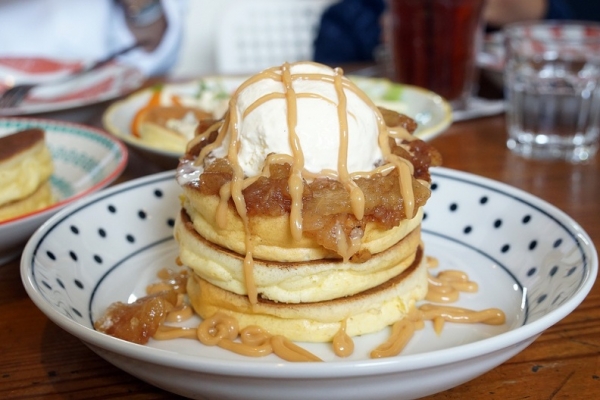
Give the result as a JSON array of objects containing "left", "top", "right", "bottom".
[{"left": 0, "top": 43, "right": 141, "bottom": 109}]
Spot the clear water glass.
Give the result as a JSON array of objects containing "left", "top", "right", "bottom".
[{"left": 503, "top": 21, "right": 600, "bottom": 162}]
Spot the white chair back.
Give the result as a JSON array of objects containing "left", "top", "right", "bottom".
[{"left": 215, "top": 0, "right": 337, "bottom": 75}]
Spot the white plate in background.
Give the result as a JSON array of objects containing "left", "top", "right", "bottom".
[
  {"left": 351, "top": 76, "right": 453, "bottom": 139},
  {"left": 0, "top": 57, "right": 145, "bottom": 116},
  {"left": 103, "top": 76, "right": 453, "bottom": 163},
  {"left": 102, "top": 76, "right": 242, "bottom": 163}
]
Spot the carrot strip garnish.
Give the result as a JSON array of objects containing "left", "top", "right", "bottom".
[{"left": 131, "top": 85, "right": 163, "bottom": 137}]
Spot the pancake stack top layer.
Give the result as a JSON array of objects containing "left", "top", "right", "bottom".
[
  {"left": 0, "top": 128, "right": 54, "bottom": 222},
  {"left": 178, "top": 62, "right": 439, "bottom": 249},
  {"left": 179, "top": 62, "right": 424, "bottom": 219}
]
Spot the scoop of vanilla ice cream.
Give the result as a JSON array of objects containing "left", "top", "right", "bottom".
[{"left": 210, "top": 62, "right": 384, "bottom": 177}]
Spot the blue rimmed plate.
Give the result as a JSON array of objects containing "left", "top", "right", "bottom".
[
  {"left": 20, "top": 168, "right": 596, "bottom": 399},
  {"left": 0, "top": 118, "right": 128, "bottom": 263}
]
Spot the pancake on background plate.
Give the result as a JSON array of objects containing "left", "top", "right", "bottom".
[
  {"left": 0, "top": 128, "right": 54, "bottom": 222},
  {"left": 137, "top": 105, "right": 214, "bottom": 153}
]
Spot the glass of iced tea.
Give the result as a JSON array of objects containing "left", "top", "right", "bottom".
[
  {"left": 503, "top": 21, "right": 600, "bottom": 162},
  {"left": 385, "top": 0, "right": 485, "bottom": 110}
]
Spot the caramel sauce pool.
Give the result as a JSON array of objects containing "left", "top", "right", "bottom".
[
  {"left": 125, "top": 261, "right": 506, "bottom": 362},
  {"left": 332, "top": 319, "right": 354, "bottom": 357}
]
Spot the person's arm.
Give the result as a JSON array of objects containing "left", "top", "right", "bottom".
[
  {"left": 118, "top": 0, "right": 167, "bottom": 51},
  {"left": 484, "top": 0, "right": 547, "bottom": 28},
  {"left": 112, "top": 0, "right": 185, "bottom": 76}
]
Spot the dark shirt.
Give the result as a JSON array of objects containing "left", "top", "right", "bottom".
[
  {"left": 313, "top": 0, "right": 385, "bottom": 64},
  {"left": 548, "top": 0, "right": 600, "bottom": 20},
  {"left": 313, "top": 0, "right": 600, "bottom": 64}
]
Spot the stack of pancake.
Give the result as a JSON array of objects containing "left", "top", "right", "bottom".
[
  {"left": 174, "top": 62, "right": 441, "bottom": 342},
  {"left": 0, "top": 128, "right": 54, "bottom": 222}
]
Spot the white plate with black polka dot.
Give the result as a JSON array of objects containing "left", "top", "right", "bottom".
[
  {"left": 20, "top": 168, "right": 597, "bottom": 400},
  {"left": 0, "top": 117, "right": 127, "bottom": 264}
]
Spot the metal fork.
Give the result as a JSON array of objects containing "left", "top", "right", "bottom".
[
  {"left": 0, "top": 84, "right": 35, "bottom": 109},
  {"left": 0, "top": 43, "right": 141, "bottom": 109}
]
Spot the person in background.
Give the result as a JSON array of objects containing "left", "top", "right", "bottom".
[
  {"left": 0, "top": 0, "right": 186, "bottom": 76},
  {"left": 313, "top": 0, "right": 600, "bottom": 65},
  {"left": 313, "top": 0, "right": 385, "bottom": 65},
  {"left": 484, "top": 0, "right": 600, "bottom": 29}
]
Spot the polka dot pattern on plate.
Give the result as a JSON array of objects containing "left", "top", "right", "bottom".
[
  {"left": 423, "top": 169, "right": 592, "bottom": 323},
  {"left": 20, "top": 168, "right": 596, "bottom": 369},
  {"left": 24, "top": 168, "right": 595, "bottom": 328},
  {"left": 26, "top": 172, "right": 178, "bottom": 326}
]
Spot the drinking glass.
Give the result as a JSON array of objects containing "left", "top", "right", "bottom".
[
  {"left": 503, "top": 21, "right": 600, "bottom": 162},
  {"left": 385, "top": 0, "right": 485, "bottom": 110}
]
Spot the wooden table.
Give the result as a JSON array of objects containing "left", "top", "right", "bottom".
[{"left": 1, "top": 99, "right": 599, "bottom": 399}]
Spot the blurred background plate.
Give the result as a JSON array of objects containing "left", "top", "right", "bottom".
[
  {"left": 103, "top": 76, "right": 453, "bottom": 167},
  {"left": 102, "top": 76, "right": 244, "bottom": 168},
  {"left": 0, "top": 118, "right": 128, "bottom": 263},
  {"left": 0, "top": 57, "right": 145, "bottom": 116},
  {"left": 350, "top": 77, "right": 453, "bottom": 139}
]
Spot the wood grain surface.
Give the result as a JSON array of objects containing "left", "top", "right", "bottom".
[{"left": 1, "top": 92, "right": 599, "bottom": 399}]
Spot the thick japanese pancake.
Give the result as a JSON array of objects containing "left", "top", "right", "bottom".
[
  {"left": 0, "top": 128, "right": 54, "bottom": 221},
  {"left": 137, "top": 105, "right": 213, "bottom": 153},
  {"left": 0, "top": 181, "right": 53, "bottom": 222},
  {"left": 175, "top": 208, "right": 422, "bottom": 303},
  {"left": 187, "top": 246, "right": 428, "bottom": 342},
  {"left": 179, "top": 187, "right": 424, "bottom": 263}
]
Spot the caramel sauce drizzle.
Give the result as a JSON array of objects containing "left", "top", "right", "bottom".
[
  {"left": 426, "top": 270, "right": 478, "bottom": 303},
  {"left": 225, "top": 74, "right": 260, "bottom": 304},
  {"left": 370, "top": 317, "right": 417, "bottom": 359},
  {"left": 146, "top": 268, "right": 188, "bottom": 294},
  {"left": 195, "top": 312, "right": 323, "bottom": 362},
  {"left": 137, "top": 260, "right": 507, "bottom": 362},
  {"left": 333, "top": 68, "right": 365, "bottom": 222},
  {"left": 369, "top": 265, "right": 505, "bottom": 358},
  {"left": 154, "top": 325, "right": 197, "bottom": 340},
  {"left": 193, "top": 118, "right": 227, "bottom": 164},
  {"left": 419, "top": 304, "right": 506, "bottom": 333},
  {"left": 165, "top": 303, "right": 193, "bottom": 323},
  {"left": 371, "top": 303, "right": 506, "bottom": 358},
  {"left": 186, "top": 62, "right": 423, "bottom": 302},
  {"left": 281, "top": 63, "right": 306, "bottom": 242},
  {"left": 154, "top": 312, "right": 323, "bottom": 362},
  {"left": 144, "top": 267, "right": 323, "bottom": 362},
  {"left": 271, "top": 335, "right": 322, "bottom": 362},
  {"left": 426, "top": 255, "right": 439, "bottom": 269},
  {"left": 332, "top": 319, "right": 354, "bottom": 357},
  {"left": 197, "top": 311, "right": 239, "bottom": 345}
]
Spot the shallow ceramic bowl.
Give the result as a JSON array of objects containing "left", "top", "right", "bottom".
[
  {"left": 0, "top": 118, "right": 127, "bottom": 263},
  {"left": 21, "top": 168, "right": 596, "bottom": 400}
]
